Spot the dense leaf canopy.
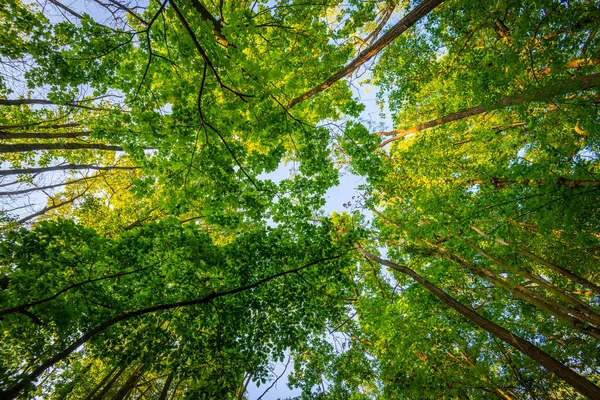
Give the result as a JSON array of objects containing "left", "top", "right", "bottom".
[{"left": 1, "top": 0, "right": 599, "bottom": 398}]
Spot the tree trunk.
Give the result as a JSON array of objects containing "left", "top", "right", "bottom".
[
  {"left": 470, "top": 225, "right": 600, "bottom": 295},
  {"left": 378, "top": 73, "right": 600, "bottom": 146},
  {"left": 0, "top": 255, "right": 342, "bottom": 400},
  {"left": 0, "top": 98, "right": 113, "bottom": 111},
  {"left": 158, "top": 371, "right": 174, "bottom": 400},
  {"left": 110, "top": 365, "right": 144, "bottom": 400},
  {"left": 0, "top": 143, "right": 124, "bottom": 153},
  {"left": 0, "top": 131, "right": 89, "bottom": 140},
  {"left": 356, "top": 245, "right": 600, "bottom": 399},
  {"left": 0, "top": 164, "right": 138, "bottom": 177},
  {"left": 88, "top": 365, "right": 127, "bottom": 400},
  {"left": 466, "top": 241, "right": 600, "bottom": 327},
  {"left": 287, "top": 0, "right": 445, "bottom": 109},
  {"left": 430, "top": 242, "right": 600, "bottom": 340}
]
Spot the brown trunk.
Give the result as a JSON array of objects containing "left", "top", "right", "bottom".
[
  {"left": 466, "top": 240, "right": 600, "bottom": 327},
  {"left": 466, "top": 242, "right": 600, "bottom": 327},
  {"left": 0, "top": 131, "right": 89, "bottom": 140},
  {"left": 287, "top": 0, "right": 445, "bottom": 109},
  {"left": 378, "top": 73, "right": 600, "bottom": 146},
  {"left": 110, "top": 365, "right": 144, "bottom": 400},
  {"left": 356, "top": 245, "right": 600, "bottom": 399},
  {"left": 430, "top": 243, "right": 600, "bottom": 340},
  {"left": 1, "top": 255, "right": 342, "bottom": 400},
  {"left": 470, "top": 225, "right": 600, "bottom": 296},
  {"left": 158, "top": 371, "right": 174, "bottom": 400},
  {"left": 0, "top": 174, "right": 100, "bottom": 196},
  {"left": 88, "top": 365, "right": 127, "bottom": 400},
  {"left": 0, "top": 98, "right": 112, "bottom": 111},
  {"left": 0, "top": 164, "right": 138, "bottom": 177},
  {"left": 0, "top": 143, "right": 124, "bottom": 153},
  {"left": 168, "top": 380, "right": 182, "bottom": 400}
]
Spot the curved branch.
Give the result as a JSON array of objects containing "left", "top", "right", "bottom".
[
  {"left": 1, "top": 255, "right": 343, "bottom": 400},
  {"left": 0, "top": 164, "right": 138, "bottom": 177},
  {"left": 287, "top": 0, "right": 444, "bottom": 108}
]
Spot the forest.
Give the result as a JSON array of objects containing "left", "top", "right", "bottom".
[{"left": 1, "top": 0, "right": 599, "bottom": 398}]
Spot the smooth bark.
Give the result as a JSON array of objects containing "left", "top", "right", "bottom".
[
  {"left": 357, "top": 245, "right": 600, "bottom": 399},
  {"left": 0, "top": 143, "right": 124, "bottom": 153},
  {"left": 0, "top": 164, "right": 138, "bottom": 177},
  {"left": 287, "top": 0, "right": 445, "bottom": 108},
  {"left": 378, "top": 73, "right": 600, "bottom": 146},
  {"left": 0, "top": 255, "right": 342, "bottom": 400}
]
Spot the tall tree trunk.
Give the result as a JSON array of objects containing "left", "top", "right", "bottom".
[
  {"left": 0, "top": 255, "right": 342, "bottom": 400},
  {"left": 0, "top": 143, "right": 124, "bottom": 153},
  {"left": 88, "top": 365, "right": 127, "bottom": 400},
  {"left": 0, "top": 164, "right": 138, "bottom": 177},
  {"left": 110, "top": 365, "right": 144, "bottom": 400},
  {"left": 356, "top": 245, "right": 600, "bottom": 399},
  {"left": 0, "top": 98, "right": 114, "bottom": 111},
  {"left": 158, "top": 371, "right": 174, "bottom": 400},
  {"left": 470, "top": 225, "right": 600, "bottom": 295},
  {"left": 430, "top": 242, "right": 600, "bottom": 340},
  {"left": 287, "top": 0, "right": 445, "bottom": 109},
  {"left": 0, "top": 131, "right": 89, "bottom": 140},
  {"left": 466, "top": 241, "right": 600, "bottom": 327},
  {"left": 378, "top": 73, "right": 600, "bottom": 146}
]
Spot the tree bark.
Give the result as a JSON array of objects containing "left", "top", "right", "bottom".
[
  {"left": 0, "top": 131, "right": 89, "bottom": 140},
  {"left": 356, "top": 245, "right": 600, "bottom": 399},
  {"left": 158, "top": 371, "right": 174, "bottom": 400},
  {"left": 466, "top": 241, "right": 600, "bottom": 327},
  {"left": 429, "top": 242, "right": 600, "bottom": 340},
  {"left": 0, "top": 143, "right": 124, "bottom": 153},
  {"left": 0, "top": 164, "right": 138, "bottom": 177},
  {"left": 110, "top": 365, "right": 144, "bottom": 400},
  {"left": 469, "top": 225, "right": 600, "bottom": 296},
  {"left": 286, "top": 0, "right": 445, "bottom": 109},
  {"left": 0, "top": 255, "right": 342, "bottom": 400},
  {"left": 0, "top": 98, "right": 115, "bottom": 112},
  {"left": 378, "top": 73, "right": 600, "bottom": 146},
  {"left": 87, "top": 365, "right": 127, "bottom": 400}
]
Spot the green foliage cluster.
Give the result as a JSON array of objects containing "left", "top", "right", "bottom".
[{"left": 1, "top": 0, "right": 599, "bottom": 398}]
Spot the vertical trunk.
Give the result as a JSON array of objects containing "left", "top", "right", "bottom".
[
  {"left": 356, "top": 245, "right": 600, "bottom": 399},
  {"left": 110, "top": 364, "right": 144, "bottom": 400},
  {"left": 431, "top": 243, "right": 600, "bottom": 340},
  {"left": 158, "top": 371, "right": 174, "bottom": 400},
  {"left": 470, "top": 225, "right": 600, "bottom": 296},
  {"left": 287, "top": 0, "right": 445, "bottom": 108},
  {"left": 168, "top": 380, "right": 182, "bottom": 400},
  {"left": 467, "top": 241, "right": 600, "bottom": 327},
  {"left": 88, "top": 365, "right": 127, "bottom": 400}
]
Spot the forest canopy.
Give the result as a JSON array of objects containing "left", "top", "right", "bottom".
[{"left": 1, "top": 0, "right": 599, "bottom": 398}]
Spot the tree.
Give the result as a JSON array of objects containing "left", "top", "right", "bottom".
[{"left": 1, "top": 0, "right": 600, "bottom": 398}]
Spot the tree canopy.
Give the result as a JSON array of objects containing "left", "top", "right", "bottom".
[{"left": 1, "top": 0, "right": 599, "bottom": 398}]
